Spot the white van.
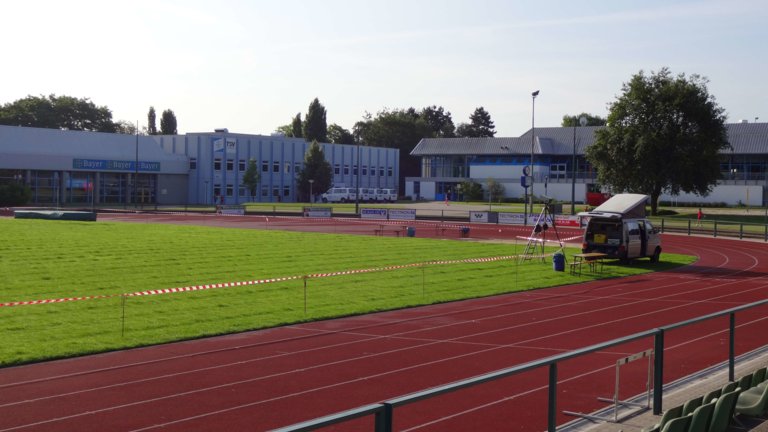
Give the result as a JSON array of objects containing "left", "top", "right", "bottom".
[
  {"left": 358, "top": 188, "right": 376, "bottom": 202},
  {"left": 321, "top": 187, "right": 357, "bottom": 203},
  {"left": 375, "top": 188, "right": 397, "bottom": 203},
  {"left": 579, "top": 194, "right": 662, "bottom": 263}
]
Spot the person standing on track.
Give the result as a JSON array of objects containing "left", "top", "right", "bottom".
[{"left": 696, "top": 207, "right": 703, "bottom": 227}]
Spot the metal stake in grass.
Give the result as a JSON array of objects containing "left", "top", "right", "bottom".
[
  {"left": 303, "top": 275, "right": 308, "bottom": 315},
  {"left": 121, "top": 294, "right": 127, "bottom": 337}
]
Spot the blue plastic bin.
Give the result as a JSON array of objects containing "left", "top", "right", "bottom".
[{"left": 553, "top": 253, "right": 565, "bottom": 272}]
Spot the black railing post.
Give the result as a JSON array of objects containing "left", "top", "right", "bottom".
[
  {"left": 653, "top": 329, "right": 664, "bottom": 415},
  {"left": 374, "top": 403, "right": 393, "bottom": 432},
  {"left": 548, "top": 363, "right": 558, "bottom": 432},
  {"left": 729, "top": 313, "right": 736, "bottom": 382},
  {"left": 714, "top": 220, "right": 718, "bottom": 237},
  {"left": 687, "top": 219, "right": 691, "bottom": 235},
  {"left": 661, "top": 218, "right": 665, "bottom": 233},
  {"left": 739, "top": 224, "right": 744, "bottom": 239}
]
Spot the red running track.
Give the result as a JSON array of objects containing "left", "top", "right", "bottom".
[{"left": 1, "top": 214, "right": 768, "bottom": 431}]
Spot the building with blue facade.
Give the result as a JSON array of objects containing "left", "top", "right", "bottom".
[
  {"left": 406, "top": 122, "right": 768, "bottom": 206},
  {"left": 0, "top": 125, "right": 399, "bottom": 206}
]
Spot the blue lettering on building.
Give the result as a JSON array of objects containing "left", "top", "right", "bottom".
[{"left": 73, "top": 159, "right": 161, "bottom": 172}]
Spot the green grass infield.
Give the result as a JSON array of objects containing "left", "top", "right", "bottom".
[{"left": 0, "top": 219, "right": 695, "bottom": 366}]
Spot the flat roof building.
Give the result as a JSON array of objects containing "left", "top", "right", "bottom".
[
  {"left": 0, "top": 125, "right": 399, "bottom": 206},
  {"left": 406, "top": 122, "right": 768, "bottom": 206}
]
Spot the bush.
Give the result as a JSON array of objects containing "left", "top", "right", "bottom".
[{"left": 0, "top": 183, "right": 31, "bottom": 206}]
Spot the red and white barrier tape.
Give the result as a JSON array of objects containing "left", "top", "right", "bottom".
[{"left": 0, "top": 252, "right": 554, "bottom": 308}]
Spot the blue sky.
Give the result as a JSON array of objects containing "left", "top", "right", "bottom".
[{"left": 2, "top": 0, "right": 765, "bottom": 136}]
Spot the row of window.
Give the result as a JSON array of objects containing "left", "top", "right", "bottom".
[
  {"left": 189, "top": 157, "right": 394, "bottom": 177},
  {"left": 212, "top": 184, "right": 292, "bottom": 198},
  {"left": 333, "top": 164, "right": 393, "bottom": 177}
]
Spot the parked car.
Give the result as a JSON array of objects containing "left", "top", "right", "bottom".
[{"left": 375, "top": 188, "right": 397, "bottom": 203}]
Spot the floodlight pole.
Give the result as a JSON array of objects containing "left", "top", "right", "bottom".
[
  {"left": 135, "top": 120, "right": 139, "bottom": 209},
  {"left": 355, "top": 142, "right": 360, "bottom": 215},
  {"left": 530, "top": 90, "right": 539, "bottom": 217}
]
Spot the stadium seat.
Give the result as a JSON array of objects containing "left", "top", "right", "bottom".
[
  {"left": 708, "top": 388, "right": 741, "bottom": 432},
  {"left": 751, "top": 367, "right": 767, "bottom": 387},
  {"left": 687, "top": 401, "right": 716, "bottom": 432},
  {"left": 721, "top": 381, "right": 737, "bottom": 394},
  {"left": 682, "top": 395, "right": 703, "bottom": 415},
  {"left": 642, "top": 404, "right": 683, "bottom": 432},
  {"left": 738, "top": 374, "right": 753, "bottom": 391},
  {"left": 735, "top": 383, "right": 768, "bottom": 417},
  {"left": 702, "top": 388, "right": 721, "bottom": 404},
  {"left": 659, "top": 414, "right": 691, "bottom": 432}
]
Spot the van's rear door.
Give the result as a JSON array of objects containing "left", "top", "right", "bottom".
[{"left": 625, "top": 221, "right": 642, "bottom": 258}]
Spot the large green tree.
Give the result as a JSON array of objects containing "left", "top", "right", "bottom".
[
  {"left": 147, "top": 106, "right": 158, "bottom": 135},
  {"left": 296, "top": 140, "right": 333, "bottom": 202},
  {"left": 354, "top": 109, "right": 432, "bottom": 191},
  {"left": 303, "top": 98, "right": 328, "bottom": 142},
  {"left": 587, "top": 68, "right": 729, "bottom": 215},
  {"left": 420, "top": 105, "right": 456, "bottom": 138},
  {"left": 456, "top": 106, "right": 496, "bottom": 137},
  {"left": 0, "top": 94, "right": 117, "bottom": 132},
  {"left": 561, "top": 113, "right": 606, "bottom": 127},
  {"left": 160, "top": 109, "right": 178, "bottom": 134},
  {"left": 291, "top": 113, "right": 303, "bottom": 138},
  {"left": 327, "top": 123, "right": 355, "bottom": 144}
]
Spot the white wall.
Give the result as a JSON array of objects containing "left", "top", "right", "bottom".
[{"left": 661, "top": 185, "right": 764, "bottom": 206}]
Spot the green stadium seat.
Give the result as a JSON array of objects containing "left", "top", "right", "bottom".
[
  {"left": 682, "top": 395, "right": 703, "bottom": 415},
  {"left": 687, "top": 401, "right": 715, "bottom": 432},
  {"left": 702, "top": 388, "right": 721, "bottom": 404},
  {"left": 721, "top": 381, "right": 737, "bottom": 394},
  {"left": 735, "top": 383, "right": 768, "bottom": 417},
  {"left": 738, "top": 374, "right": 753, "bottom": 391},
  {"left": 660, "top": 414, "right": 691, "bottom": 432},
  {"left": 642, "top": 404, "right": 683, "bottom": 432},
  {"left": 708, "top": 388, "right": 741, "bottom": 432},
  {"left": 751, "top": 367, "right": 767, "bottom": 387}
]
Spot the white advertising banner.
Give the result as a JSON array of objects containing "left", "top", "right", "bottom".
[
  {"left": 361, "top": 208, "right": 388, "bottom": 219},
  {"left": 388, "top": 208, "right": 416, "bottom": 220},
  {"left": 303, "top": 207, "right": 332, "bottom": 218},
  {"left": 498, "top": 213, "right": 525, "bottom": 225},
  {"left": 218, "top": 205, "right": 245, "bottom": 215},
  {"left": 469, "top": 211, "right": 489, "bottom": 223}
]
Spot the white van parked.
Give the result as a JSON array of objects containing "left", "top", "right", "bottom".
[
  {"left": 358, "top": 188, "right": 376, "bottom": 202},
  {"left": 578, "top": 193, "right": 662, "bottom": 263},
  {"left": 321, "top": 187, "right": 357, "bottom": 203},
  {"left": 375, "top": 188, "right": 397, "bottom": 203}
]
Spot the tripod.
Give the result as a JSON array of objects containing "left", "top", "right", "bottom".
[{"left": 521, "top": 203, "right": 564, "bottom": 262}]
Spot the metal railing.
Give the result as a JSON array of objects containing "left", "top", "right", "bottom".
[{"left": 272, "top": 298, "right": 768, "bottom": 432}]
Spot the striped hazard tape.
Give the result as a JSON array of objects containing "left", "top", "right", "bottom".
[{"left": 0, "top": 252, "right": 553, "bottom": 308}]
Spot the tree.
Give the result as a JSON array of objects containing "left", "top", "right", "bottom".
[
  {"left": 114, "top": 120, "right": 138, "bottom": 135},
  {"left": 486, "top": 178, "right": 505, "bottom": 202},
  {"left": 327, "top": 123, "right": 356, "bottom": 144},
  {"left": 147, "top": 107, "right": 158, "bottom": 135},
  {"left": 160, "top": 109, "right": 178, "bottom": 134},
  {"left": 275, "top": 124, "right": 293, "bottom": 136},
  {"left": 354, "top": 108, "right": 432, "bottom": 192},
  {"left": 456, "top": 107, "right": 496, "bottom": 137},
  {"left": 459, "top": 180, "right": 483, "bottom": 201},
  {"left": 587, "top": 68, "right": 729, "bottom": 215},
  {"left": 242, "top": 159, "right": 260, "bottom": 199},
  {"left": 561, "top": 113, "right": 606, "bottom": 127},
  {"left": 291, "top": 113, "right": 303, "bottom": 138},
  {"left": 420, "top": 105, "right": 456, "bottom": 138},
  {"left": 303, "top": 98, "right": 327, "bottom": 142},
  {"left": 296, "top": 140, "right": 333, "bottom": 202},
  {"left": 0, "top": 182, "right": 31, "bottom": 206},
  {"left": 0, "top": 94, "right": 116, "bottom": 132}
]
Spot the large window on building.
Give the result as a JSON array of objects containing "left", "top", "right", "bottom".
[
  {"left": 189, "top": 158, "right": 197, "bottom": 170},
  {"left": 214, "top": 158, "right": 222, "bottom": 171}
]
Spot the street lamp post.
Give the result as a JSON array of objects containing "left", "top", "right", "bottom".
[
  {"left": 530, "top": 90, "right": 539, "bottom": 219},
  {"left": 355, "top": 143, "right": 361, "bottom": 215},
  {"left": 571, "top": 115, "right": 587, "bottom": 215},
  {"left": 309, "top": 179, "right": 314, "bottom": 203}
]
